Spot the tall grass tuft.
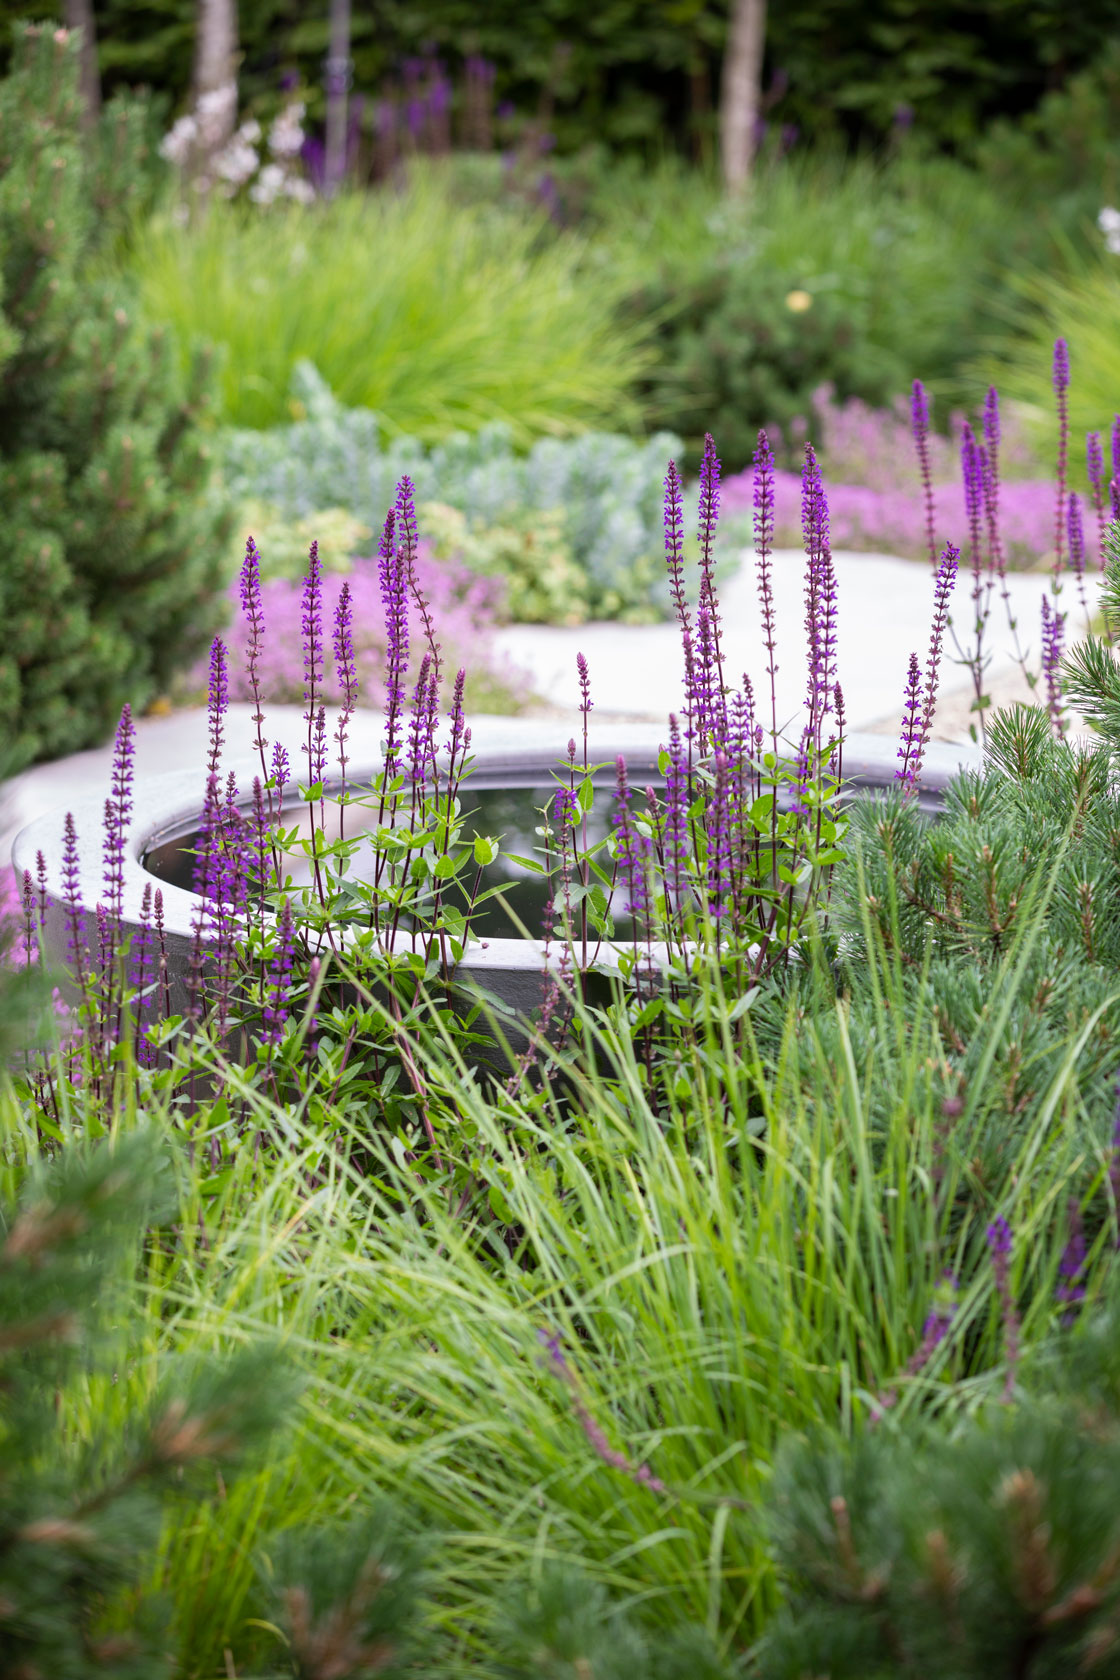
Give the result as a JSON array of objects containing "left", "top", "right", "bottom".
[{"left": 124, "top": 174, "right": 653, "bottom": 438}]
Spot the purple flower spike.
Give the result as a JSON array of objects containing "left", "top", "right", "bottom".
[
  {"left": 1088, "top": 433, "right": 1108, "bottom": 568},
  {"left": 576, "top": 652, "right": 592, "bottom": 717},
  {"left": 662, "top": 714, "right": 689, "bottom": 912},
  {"left": 663, "top": 459, "right": 688, "bottom": 635},
  {"left": 911, "top": 378, "right": 937, "bottom": 568},
  {"left": 961, "top": 421, "right": 984, "bottom": 569},
  {"left": 239, "top": 536, "right": 269, "bottom": 787},
  {"left": 554, "top": 786, "right": 578, "bottom": 827},
  {"left": 754, "top": 430, "right": 778, "bottom": 742},
  {"left": 697, "top": 433, "right": 725, "bottom": 710},
  {"left": 986, "top": 1214, "right": 1020, "bottom": 1400},
  {"left": 1068, "top": 491, "right": 1084, "bottom": 571},
  {"left": 901, "top": 543, "right": 958, "bottom": 797},
  {"left": 1053, "top": 339, "right": 1071, "bottom": 583},
  {"left": 270, "top": 741, "right": 290, "bottom": 804},
  {"left": 206, "top": 637, "right": 228, "bottom": 785},
  {"left": 612, "top": 756, "right": 650, "bottom": 925},
  {"left": 262, "top": 896, "right": 295, "bottom": 1047},
  {"left": 333, "top": 578, "right": 356, "bottom": 794},
  {"left": 103, "top": 703, "right": 135, "bottom": 932},
  {"left": 1041, "top": 596, "right": 1066, "bottom": 737},
  {"left": 895, "top": 653, "right": 924, "bottom": 788},
  {"left": 301, "top": 540, "right": 324, "bottom": 781}
]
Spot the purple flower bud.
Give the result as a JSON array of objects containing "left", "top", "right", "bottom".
[{"left": 912, "top": 378, "right": 937, "bottom": 568}]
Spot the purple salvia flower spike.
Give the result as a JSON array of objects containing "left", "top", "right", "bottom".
[
  {"left": 206, "top": 637, "right": 228, "bottom": 786},
  {"left": 333, "top": 578, "right": 356, "bottom": 800},
  {"left": 301, "top": 539, "right": 324, "bottom": 781},
  {"left": 239, "top": 535, "right": 271, "bottom": 798},
  {"left": 396, "top": 475, "right": 441, "bottom": 687},
  {"left": 378, "top": 508, "right": 408, "bottom": 778},
  {"left": 262, "top": 896, "right": 296, "bottom": 1047},
  {"left": 1041, "top": 595, "right": 1066, "bottom": 737},
  {"left": 895, "top": 653, "right": 924, "bottom": 789},
  {"left": 1069, "top": 490, "right": 1091, "bottom": 631},
  {"left": 697, "top": 433, "right": 726, "bottom": 710},
  {"left": 911, "top": 378, "right": 937, "bottom": 568},
  {"left": 986, "top": 1215, "right": 1020, "bottom": 1401},
  {"left": 1053, "top": 338, "right": 1070, "bottom": 589},
  {"left": 1088, "top": 432, "right": 1107, "bottom": 567},
  {"left": 612, "top": 755, "right": 650, "bottom": 934},
  {"left": 705, "top": 751, "right": 732, "bottom": 922},
  {"left": 663, "top": 458, "right": 688, "bottom": 636},
  {"left": 753, "top": 430, "right": 779, "bottom": 746},
  {"left": 103, "top": 703, "right": 135, "bottom": 932},
  {"left": 903, "top": 543, "right": 959, "bottom": 797}
]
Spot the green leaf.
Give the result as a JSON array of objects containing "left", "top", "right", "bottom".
[{"left": 473, "top": 835, "right": 500, "bottom": 866}]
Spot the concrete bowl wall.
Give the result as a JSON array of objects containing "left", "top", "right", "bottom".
[{"left": 12, "top": 716, "right": 981, "bottom": 1047}]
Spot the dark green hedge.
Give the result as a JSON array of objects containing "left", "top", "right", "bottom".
[{"left": 4, "top": 1, "right": 1120, "bottom": 158}]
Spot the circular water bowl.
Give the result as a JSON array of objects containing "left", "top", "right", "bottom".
[{"left": 13, "top": 719, "right": 981, "bottom": 1047}]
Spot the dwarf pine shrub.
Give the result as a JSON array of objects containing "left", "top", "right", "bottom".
[{"left": 0, "top": 24, "right": 230, "bottom": 770}]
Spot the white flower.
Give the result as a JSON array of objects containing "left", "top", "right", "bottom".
[
  {"left": 250, "top": 162, "right": 286, "bottom": 205},
  {"left": 159, "top": 113, "right": 197, "bottom": 166},
  {"left": 214, "top": 139, "right": 259, "bottom": 186},
  {"left": 196, "top": 82, "right": 237, "bottom": 149},
  {"left": 1100, "top": 207, "right": 1120, "bottom": 255},
  {"left": 269, "top": 100, "right": 305, "bottom": 158},
  {"left": 237, "top": 118, "right": 261, "bottom": 145},
  {"left": 283, "top": 176, "right": 315, "bottom": 204}
]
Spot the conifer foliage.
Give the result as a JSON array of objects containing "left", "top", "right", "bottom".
[{"left": 0, "top": 23, "right": 229, "bottom": 771}]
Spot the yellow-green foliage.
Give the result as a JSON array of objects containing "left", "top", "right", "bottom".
[{"left": 418, "top": 499, "right": 590, "bottom": 625}]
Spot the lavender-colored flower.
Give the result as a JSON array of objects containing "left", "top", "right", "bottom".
[
  {"left": 405, "top": 653, "right": 433, "bottom": 792},
  {"left": 663, "top": 459, "right": 688, "bottom": 634},
  {"left": 613, "top": 756, "right": 650, "bottom": 923},
  {"left": 689, "top": 600, "right": 718, "bottom": 753},
  {"left": 1088, "top": 432, "right": 1107, "bottom": 565},
  {"left": 1041, "top": 595, "right": 1066, "bottom": 737},
  {"left": 1053, "top": 338, "right": 1070, "bottom": 582},
  {"left": 537, "top": 1326, "right": 668, "bottom": 1497},
  {"left": 445, "top": 668, "right": 467, "bottom": 773},
  {"left": 982, "top": 391, "right": 1008, "bottom": 600},
  {"left": 697, "top": 433, "right": 725, "bottom": 708},
  {"left": 576, "top": 652, "right": 593, "bottom": 718},
  {"left": 911, "top": 378, "right": 937, "bottom": 567},
  {"left": 553, "top": 786, "right": 578, "bottom": 827},
  {"left": 1110, "top": 1075, "right": 1120, "bottom": 1245},
  {"left": 262, "top": 896, "right": 295, "bottom": 1047},
  {"left": 754, "top": 430, "right": 778, "bottom": 740},
  {"left": 801, "top": 445, "right": 835, "bottom": 727},
  {"left": 986, "top": 1214, "right": 1019, "bottom": 1400},
  {"left": 895, "top": 653, "right": 924, "bottom": 788},
  {"left": 1069, "top": 489, "right": 1091, "bottom": 629},
  {"left": 270, "top": 741, "right": 290, "bottom": 807},
  {"left": 788, "top": 721, "right": 814, "bottom": 820},
  {"left": 61, "top": 812, "right": 89, "bottom": 993},
  {"left": 102, "top": 703, "right": 135, "bottom": 932},
  {"left": 301, "top": 540, "right": 323, "bottom": 780},
  {"left": 396, "top": 475, "right": 441, "bottom": 687},
  {"left": 130, "top": 881, "right": 155, "bottom": 1068},
  {"left": 206, "top": 637, "right": 228, "bottom": 785},
  {"left": 872, "top": 1269, "right": 958, "bottom": 1420},
  {"left": 239, "top": 536, "right": 268, "bottom": 780},
  {"left": 333, "top": 578, "right": 356, "bottom": 792},
  {"left": 661, "top": 714, "right": 690, "bottom": 912},
  {"left": 906, "top": 543, "right": 959, "bottom": 791},
  {"left": 377, "top": 508, "right": 408, "bottom": 776},
  {"left": 961, "top": 421, "right": 984, "bottom": 568}
]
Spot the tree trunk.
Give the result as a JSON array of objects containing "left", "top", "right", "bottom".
[
  {"left": 193, "top": 0, "right": 238, "bottom": 151},
  {"left": 64, "top": 0, "right": 100, "bottom": 128},
  {"left": 720, "top": 0, "right": 767, "bottom": 193},
  {"left": 324, "top": 0, "right": 352, "bottom": 195}
]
